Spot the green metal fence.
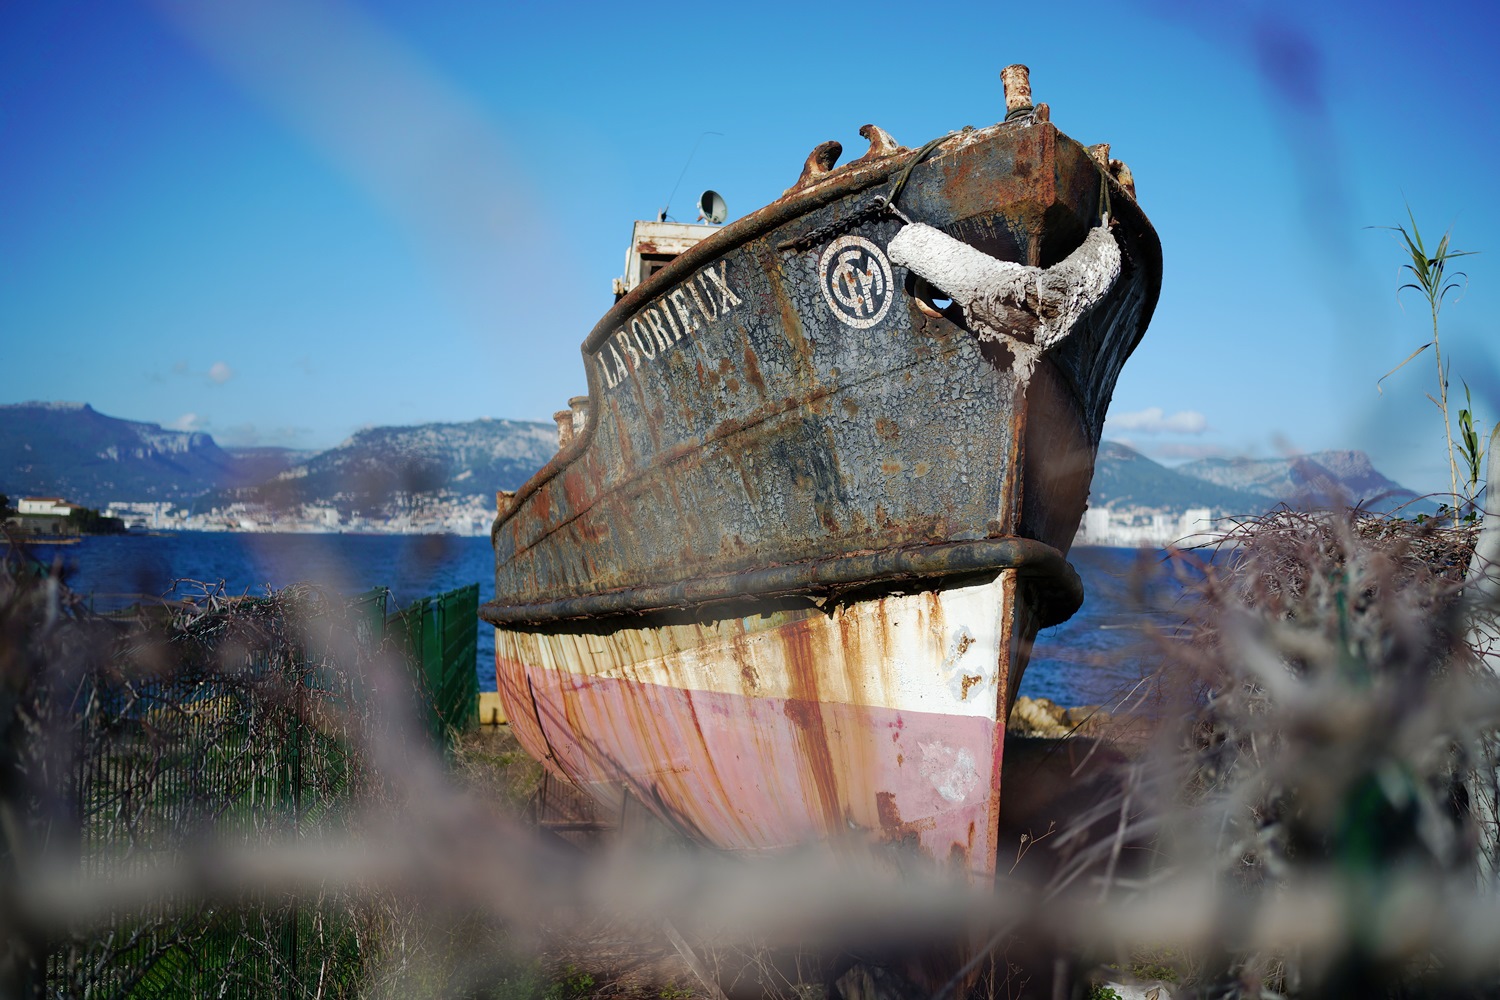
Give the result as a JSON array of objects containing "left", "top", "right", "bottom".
[
  {"left": 32, "top": 581, "right": 481, "bottom": 998},
  {"left": 387, "top": 583, "right": 480, "bottom": 749}
]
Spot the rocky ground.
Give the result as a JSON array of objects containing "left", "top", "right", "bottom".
[{"left": 1006, "top": 694, "right": 1157, "bottom": 751}]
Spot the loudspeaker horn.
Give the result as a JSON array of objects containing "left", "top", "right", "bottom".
[{"left": 697, "top": 190, "right": 727, "bottom": 225}]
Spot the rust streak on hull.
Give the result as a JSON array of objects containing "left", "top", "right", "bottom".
[{"left": 497, "top": 573, "right": 1028, "bottom": 877}]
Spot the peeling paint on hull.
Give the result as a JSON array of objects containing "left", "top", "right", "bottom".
[
  {"left": 498, "top": 573, "right": 1033, "bottom": 876},
  {"left": 484, "top": 119, "right": 1160, "bottom": 622}
]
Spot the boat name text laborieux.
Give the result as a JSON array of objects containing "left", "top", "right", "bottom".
[{"left": 595, "top": 262, "right": 743, "bottom": 390}]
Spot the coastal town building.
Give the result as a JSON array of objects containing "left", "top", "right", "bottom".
[
  {"left": 1075, "top": 505, "right": 1220, "bottom": 548},
  {"left": 105, "top": 501, "right": 175, "bottom": 530},
  {"left": 7, "top": 496, "right": 91, "bottom": 537},
  {"left": 80, "top": 495, "right": 1228, "bottom": 544},
  {"left": 18, "top": 497, "right": 82, "bottom": 517},
  {"left": 122, "top": 493, "right": 497, "bottom": 536}
]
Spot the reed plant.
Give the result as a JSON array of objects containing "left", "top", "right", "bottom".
[{"left": 1375, "top": 207, "right": 1480, "bottom": 513}]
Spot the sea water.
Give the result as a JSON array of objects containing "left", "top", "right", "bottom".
[{"left": 50, "top": 533, "right": 1188, "bottom": 704}]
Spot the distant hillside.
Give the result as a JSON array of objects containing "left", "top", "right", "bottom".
[
  {"left": 215, "top": 418, "right": 557, "bottom": 515},
  {"left": 1088, "top": 441, "right": 1274, "bottom": 513},
  {"left": 0, "top": 402, "right": 257, "bottom": 506},
  {"left": 1177, "top": 450, "right": 1423, "bottom": 511},
  {"left": 1088, "top": 442, "right": 1430, "bottom": 515},
  {"left": 223, "top": 446, "right": 317, "bottom": 485},
  {"left": 1, "top": 403, "right": 558, "bottom": 513},
  {"left": 3, "top": 399, "right": 1426, "bottom": 521}
]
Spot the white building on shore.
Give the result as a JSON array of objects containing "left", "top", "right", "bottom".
[
  {"left": 1076, "top": 505, "right": 1219, "bottom": 548},
  {"left": 105, "top": 501, "right": 176, "bottom": 530},
  {"left": 18, "top": 497, "right": 81, "bottom": 517}
]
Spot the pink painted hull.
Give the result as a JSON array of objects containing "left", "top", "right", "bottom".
[{"left": 496, "top": 572, "right": 1037, "bottom": 878}]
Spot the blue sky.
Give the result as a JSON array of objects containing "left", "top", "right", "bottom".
[{"left": 3, "top": 0, "right": 1497, "bottom": 493}]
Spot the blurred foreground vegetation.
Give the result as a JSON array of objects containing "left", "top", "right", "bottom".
[{"left": 4, "top": 500, "right": 1500, "bottom": 999}]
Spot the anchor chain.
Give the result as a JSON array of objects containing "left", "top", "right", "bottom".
[{"left": 775, "top": 199, "right": 892, "bottom": 253}]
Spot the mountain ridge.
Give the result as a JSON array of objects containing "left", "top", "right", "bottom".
[
  {"left": 2, "top": 401, "right": 1428, "bottom": 518},
  {"left": 0, "top": 402, "right": 246, "bottom": 506},
  {"left": 1177, "top": 450, "right": 1420, "bottom": 510},
  {"left": 212, "top": 418, "right": 556, "bottom": 515},
  {"left": 1086, "top": 441, "right": 1274, "bottom": 513}
]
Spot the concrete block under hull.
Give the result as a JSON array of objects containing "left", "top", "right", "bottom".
[{"left": 495, "top": 571, "right": 1039, "bottom": 879}]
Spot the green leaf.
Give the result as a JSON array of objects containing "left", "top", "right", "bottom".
[{"left": 1376, "top": 341, "right": 1432, "bottom": 393}]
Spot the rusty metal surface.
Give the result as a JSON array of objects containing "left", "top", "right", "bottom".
[
  {"left": 1001, "top": 64, "right": 1033, "bottom": 117},
  {"left": 497, "top": 572, "right": 1031, "bottom": 878},
  {"left": 486, "top": 89, "right": 1162, "bottom": 895},
  {"left": 850, "top": 123, "right": 904, "bottom": 165},
  {"left": 488, "top": 116, "right": 1160, "bottom": 627},
  {"left": 790, "top": 140, "right": 844, "bottom": 192},
  {"left": 482, "top": 536, "right": 1080, "bottom": 627}
]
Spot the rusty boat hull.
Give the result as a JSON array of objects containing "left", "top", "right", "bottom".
[{"left": 483, "top": 97, "right": 1160, "bottom": 881}]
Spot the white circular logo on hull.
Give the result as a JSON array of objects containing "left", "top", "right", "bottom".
[{"left": 819, "top": 235, "right": 894, "bottom": 329}]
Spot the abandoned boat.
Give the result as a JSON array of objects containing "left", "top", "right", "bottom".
[{"left": 482, "top": 66, "right": 1161, "bottom": 879}]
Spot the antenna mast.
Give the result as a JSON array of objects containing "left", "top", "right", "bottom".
[{"left": 659, "top": 131, "right": 723, "bottom": 222}]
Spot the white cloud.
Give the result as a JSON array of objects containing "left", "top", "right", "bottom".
[
  {"left": 168, "top": 412, "right": 203, "bottom": 432},
  {"left": 163, "top": 360, "right": 234, "bottom": 384},
  {"left": 1108, "top": 407, "right": 1208, "bottom": 435}
]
